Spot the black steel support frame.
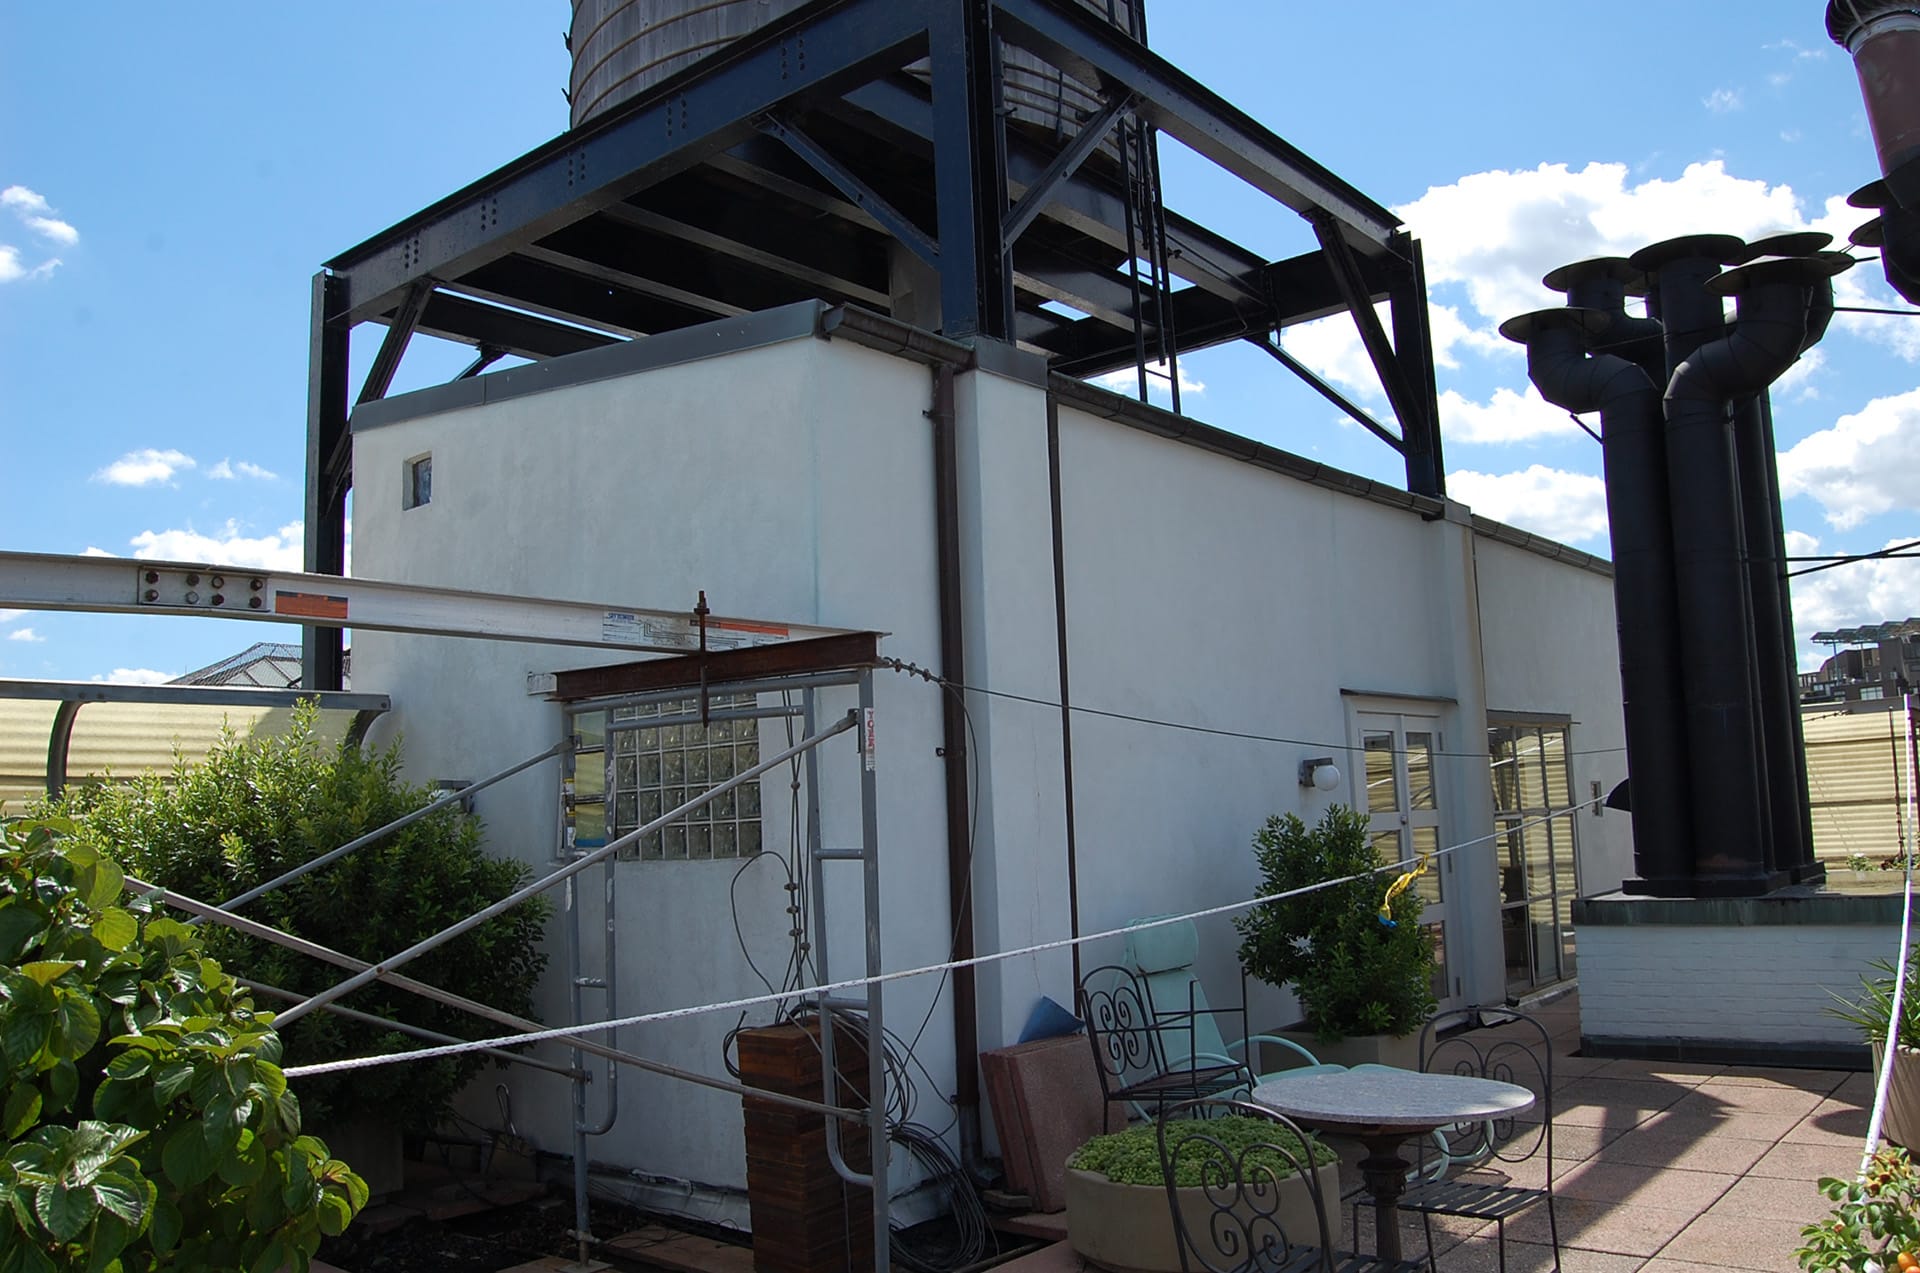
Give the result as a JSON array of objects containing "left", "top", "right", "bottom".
[{"left": 303, "top": 0, "right": 1443, "bottom": 689}]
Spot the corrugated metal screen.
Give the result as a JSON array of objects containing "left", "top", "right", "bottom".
[
  {"left": 1806, "top": 703, "right": 1914, "bottom": 870},
  {"left": 0, "top": 700, "right": 358, "bottom": 817}
]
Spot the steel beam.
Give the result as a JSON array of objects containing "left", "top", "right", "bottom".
[
  {"left": 1252, "top": 336, "right": 1404, "bottom": 451},
  {"left": 991, "top": 0, "right": 1399, "bottom": 251},
  {"left": 327, "top": 0, "right": 933, "bottom": 324},
  {"left": 357, "top": 279, "right": 434, "bottom": 406},
  {"left": 837, "top": 77, "right": 1268, "bottom": 304},
  {"left": 1002, "top": 91, "right": 1132, "bottom": 248},
  {"left": 0, "top": 551, "right": 857, "bottom": 656},
  {"left": 406, "top": 292, "right": 622, "bottom": 361},
  {"left": 1389, "top": 232, "right": 1444, "bottom": 498},
  {"left": 928, "top": 0, "right": 1014, "bottom": 339},
  {"left": 759, "top": 113, "right": 940, "bottom": 265},
  {"left": 519, "top": 243, "right": 748, "bottom": 320},
  {"left": 600, "top": 199, "right": 892, "bottom": 310},
  {"left": 0, "top": 680, "right": 389, "bottom": 711},
  {"left": 1310, "top": 212, "right": 1425, "bottom": 439},
  {"left": 302, "top": 272, "right": 350, "bottom": 693},
  {"left": 547, "top": 632, "right": 882, "bottom": 701}
]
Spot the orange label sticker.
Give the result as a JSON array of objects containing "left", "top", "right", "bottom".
[{"left": 275, "top": 591, "right": 349, "bottom": 621}]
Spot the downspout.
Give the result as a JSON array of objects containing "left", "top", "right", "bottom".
[
  {"left": 1661, "top": 254, "right": 1844, "bottom": 891},
  {"left": 1500, "top": 306, "right": 1693, "bottom": 892},
  {"left": 929, "top": 364, "right": 983, "bottom": 1172}
]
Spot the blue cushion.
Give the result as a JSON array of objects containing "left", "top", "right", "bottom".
[
  {"left": 1017, "top": 995, "right": 1083, "bottom": 1043},
  {"left": 1124, "top": 916, "right": 1198, "bottom": 974}
]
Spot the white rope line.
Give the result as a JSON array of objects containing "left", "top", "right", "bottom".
[
  {"left": 280, "top": 802, "right": 1585, "bottom": 1080},
  {"left": 1860, "top": 691, "right": 1918, "bottom": 1179}
]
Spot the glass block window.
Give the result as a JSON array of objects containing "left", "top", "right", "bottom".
[{"left": 608, "top": 694, "right": 762, "bottom": 862}]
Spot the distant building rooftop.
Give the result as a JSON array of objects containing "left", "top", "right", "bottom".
[{"left": 172, "top": 642, "right": 348, "bottom": 690}]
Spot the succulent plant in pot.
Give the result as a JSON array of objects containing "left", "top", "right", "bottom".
[
  {"left": 1827, "top": 947, "right": 1920, "bottom": 1150},
  {"left": 1063, "top": 1117, "right": 1340, "bottom": 1273}
]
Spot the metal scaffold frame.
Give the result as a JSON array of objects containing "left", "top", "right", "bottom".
[
  {"left": 303, "top": 0, "right": 1445, "bottom": 690},
  {"left": 0, "top": 551, "right": 897, "bottom": 1273}
]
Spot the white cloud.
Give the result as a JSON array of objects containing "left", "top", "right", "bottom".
[
  {"left": 1277, "top": 301, "right": 1513, "bottom": 405},
  {"left": 1439, "top": 384, "right": 1588, "bottom": 446},
  {"left": 1448, "top": 465, "right": 1610, "bottom": 545},
  {"left": 5, "top": 629, "right": 43, "bottom": 644},
  {"left": 0, "top": 186, "right": 77, "bottom": 246},
  {"left": 80, "top": 547, "right": 115, "bottom": 558},
  {"left": 1400, "top": 160, "right": 1805, "bottom": 336},
  {"left": 1786, "top": 530, "right": 1920, "bottom": 669},
  {"left": 0, "top": 610, "right": 21, "bottom": 624},
  {"left": 123, "top": 520, "right": 304, "bottom": 571},
  {"left": 207, "top": 458, "right": 277, "bottom": 482},
  {"left": 1778, "top": 386, "right": 1920, "bottom": 528},
  {"left": 1092, "top": 359, "right": 1205, "bottom": 401},
  {"left": 94, "top": 448, "right": 196, "bottom": 487},
  {"left": 0, "top": 186, "right": 76, "bottom": 281},
  {"left": 1704, "top": 88, "right": 1744, "bottom": 114},
  {"left": 0, "top": 244, "right": 58, "bottom": 283},
  {"left": 90, "top": 669, "right": 173, "bottom": 687},
  {"left": 1774, "top": 346, "right": 1825, "bottom": 401}
]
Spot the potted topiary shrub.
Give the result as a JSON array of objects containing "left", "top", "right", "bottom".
[
  {"left": 1063, "top": 1117, "right": 1340, "bottom": 1273},
  {"left": 1827, "top": 948, "right": 1920, "bottom": 1150},
  {"left": 44, "top": 704, "right": 550, "bottom": 1199},
  {"left": 1234, "top": 805, "right": 1436, "bottom": 1071}
]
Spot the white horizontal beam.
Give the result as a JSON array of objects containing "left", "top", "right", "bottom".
[{"left": 0, "top": 551, "right": 851, "bottom": 656}]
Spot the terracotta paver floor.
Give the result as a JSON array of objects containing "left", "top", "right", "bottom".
[{"left": 1330, "top": 989, "right": 1870, "bottom": 1271}]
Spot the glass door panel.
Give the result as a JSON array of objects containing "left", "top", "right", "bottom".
[{"left": 1353, "top": 710, "right": 1459, "bottom": 1011}]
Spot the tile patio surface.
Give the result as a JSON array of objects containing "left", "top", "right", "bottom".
[
  {"left": 999, "top": 988, "right": 1875, "bottom": 1273},
  {"left": 1336, "top": 989, "right": 1869, "bottom": 1272}
]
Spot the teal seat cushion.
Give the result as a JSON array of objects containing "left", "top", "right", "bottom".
[{"left": 1124, "top": 916, "right": 1199, "bottom": 974}]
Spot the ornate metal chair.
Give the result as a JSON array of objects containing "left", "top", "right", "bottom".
[
  {"left": 1123, "top": 917, "right": 1344, "bottom": 1090},
  {"left": 1078, "top": 963, "right": 1249, "bottom": 1130},
  {"left": 1157, "top": 1097, "right": 1424, "bottom": 1273},
  {"left": 1354, "top": 1005, "right": 1559, "bottom": 1273}
]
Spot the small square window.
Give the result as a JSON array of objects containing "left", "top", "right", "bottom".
[{"left": 403, "top": 454, "right": 432, "bottom": 509}]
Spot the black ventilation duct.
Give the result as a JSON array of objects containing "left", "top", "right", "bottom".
[{"left": 1504, "top": 235, "right": 1850, "bottom": 898}]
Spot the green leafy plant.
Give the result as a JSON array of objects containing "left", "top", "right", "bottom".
[
  {"left": 1068, "top": 1117, "right": 1336, "bottom": 1188},
  {"left": 1234, "top": 805, "right": 1436, "bottom": 1042},
  {"left": 1827, "top": 949, "right": 1920, "bottom": 1051},
  {"left": 1798, "top": 1146, "right": 1920, "bottom": 1272},
  {"left": 44, "top": 705, "right": 549, "bottom": 1132},
  {"left": 0, "top": 816, "right": 366, "bottom": 1272}
]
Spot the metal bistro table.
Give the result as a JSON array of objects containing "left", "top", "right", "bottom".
[{"left": 1252, "top": 1068, "right": 1536, "bottom": 1264}]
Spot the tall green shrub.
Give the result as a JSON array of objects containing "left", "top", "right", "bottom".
[
  {"left": 0, "top": 817, "right": 366, "bottom": 1272},
  {"left": 45, "top": 706, "right": 549, "bottom": 1132},
  {"left": 1234, "top": 805, "right": 1436, "bottom": 1041}
]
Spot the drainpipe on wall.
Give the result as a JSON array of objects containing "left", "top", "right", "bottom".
[
  {"left": 1500, "top": 305, "right": 1694, "bottom": 893},
  {"left": 929, "top": 364, "right": 983, "bottom": 1172}
]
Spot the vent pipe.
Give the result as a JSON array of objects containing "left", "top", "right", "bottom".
[
  {"left": 1726, "top": 233, "right": 1841, "bottom": 886},
  {"left": 1499, "top": 302, "right": 1693, "bottom": 891},
  {"left": 1828, "top": 2, "right": 1920, "bottom": 200},
  {"left": 1660, "top": 253, "right": 1848, "bottom": 890}
]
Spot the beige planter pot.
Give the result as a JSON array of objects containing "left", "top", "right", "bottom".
[
  {"left": 1261, "top": 1027, "right": 1419, "bottom": 1074},
  {"left": 1872, "top": 1042, "right": 1920, "bottom": 1151},
  {"left": 1064, "top": 1161, "right": 1342, "bottom": 1273}
]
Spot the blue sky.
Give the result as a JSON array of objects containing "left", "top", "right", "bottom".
[{"left": 2, "top": 2, "right": 1916, "bottom": 682}]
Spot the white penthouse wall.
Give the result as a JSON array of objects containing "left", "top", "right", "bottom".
[{"left": 351, "top": 333, "right": 954, "bottom": 1200}]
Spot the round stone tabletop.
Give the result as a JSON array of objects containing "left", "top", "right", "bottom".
[{"left": 1251, "top": 1068, "right": 1536, "bottom": 1132}]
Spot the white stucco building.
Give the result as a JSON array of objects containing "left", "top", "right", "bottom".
[{"left": 343, "top": 300, "right": 1630, "bottom": 1221}]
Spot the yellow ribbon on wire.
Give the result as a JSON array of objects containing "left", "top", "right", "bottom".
[{"left": 1378, "top": 850, "right": 1433, "bottom": 927}]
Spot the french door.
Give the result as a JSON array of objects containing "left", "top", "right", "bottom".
[{"left": 1353, "top": 709, "right": 1462, "bottom": 1012}]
